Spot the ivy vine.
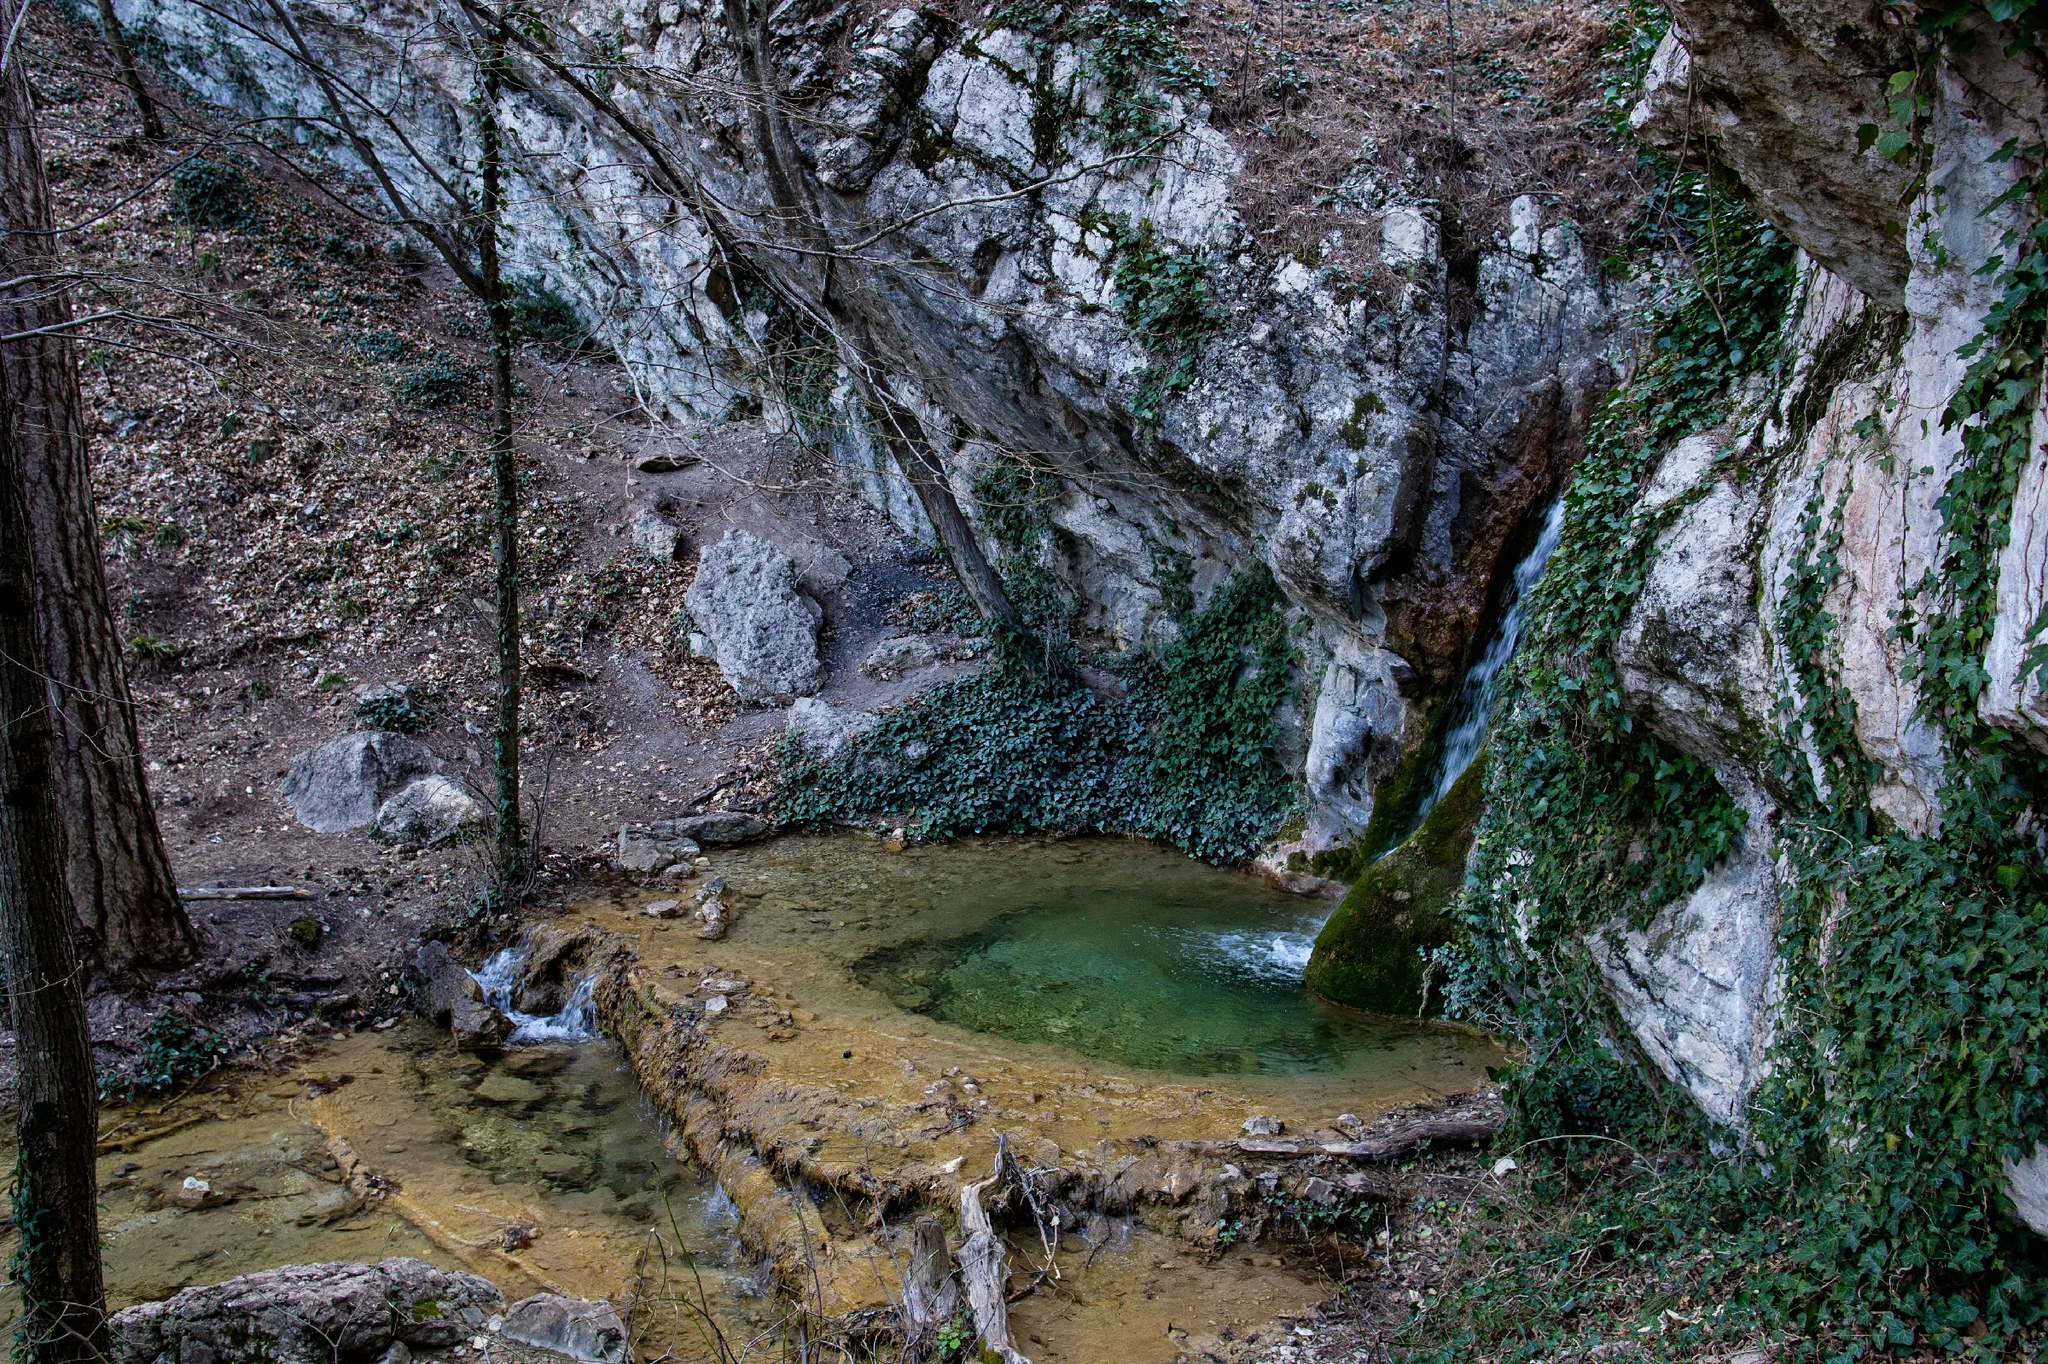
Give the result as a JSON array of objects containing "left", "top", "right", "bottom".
[
  {"left": 775, "top": 562, "right": 1297, "bottom": 862},
  {"left": 1436, "top": 1, "right": 2048, "bottom": 1354}
]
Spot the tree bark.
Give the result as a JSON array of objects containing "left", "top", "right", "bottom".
[
  {"left": 92, "top": 0, "right": 165, "bottom": 142},
  {"left": 0, "top": 8, "right": 193, "bottom": 978},
  {"left": 0, "top": 28, "right": 108, "bottom": 1354},
  {"left": 477, "top": 38, "right": 521, "bottom": 895},
  {"left": 711, "top": 0, "right": 1035, "bottom": 663}
]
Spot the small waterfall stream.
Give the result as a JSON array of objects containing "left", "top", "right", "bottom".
[
  {"left": 1417, "top": 498, "right": 1566, "bottom": 817},
  {"left": 471, "top": 946, "right": 599, "bottom": 1045}
]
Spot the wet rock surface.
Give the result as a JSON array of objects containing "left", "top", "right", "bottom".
[{"left": 499, "top": 1295, "right": 628, "bottom": 1364}]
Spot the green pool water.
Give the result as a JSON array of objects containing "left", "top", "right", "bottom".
[{"left": 707, "top": 835, "right": 1490, "bottom": 1079}]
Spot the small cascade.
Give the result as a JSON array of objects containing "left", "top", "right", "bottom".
[
  {"left": 1418, "top": 498, "right": 1566, "bottom": 816},
  {"left": 471, "top": 945, "right": 599, "bottom": 1045}
]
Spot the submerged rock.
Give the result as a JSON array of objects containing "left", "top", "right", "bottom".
[
  {"left": 499, "top": 1294, "right": 628, "bottom": 1364},
  {"left": 282, "top": 732, "right": 442, "bottom": 833},
  {"left": 110, "top": 1258, "right": 502, "bottom": 1364},
  {"left": 683, "top": 529, "right": 825, "bottom": 705}
]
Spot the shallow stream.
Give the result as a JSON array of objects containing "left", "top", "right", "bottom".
[{"left": 2, "top": 835, "right": 1503, "bottom": 1363}]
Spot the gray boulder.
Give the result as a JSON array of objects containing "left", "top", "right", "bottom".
[
  {"left": 631, "top": 507, "right": 683, "bottom": 562},
  {"left": 615, "top": 823, "right": 702, "bottom": 875},
  {"left": 666, "top": 811, "right": 769, "bottom": 846},
  {"left": 683, "top": 528, "right": 825, "bottom": 704},
  {"left": 374, "top": 775, "right": 485, "bottom": 847},
  {"left": 110, "top": 1258, "right": 502, "bottom": 1364},
  {"left": 785, "top": 697, "right": 877, "bottom": 760},
  {"left": 500, "top": 1294, "right": 627, "bottom": 1364},
  {"left": 283, "top": 732, "right": 442, "bottom": 834}
]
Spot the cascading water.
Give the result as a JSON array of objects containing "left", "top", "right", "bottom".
[
  {"left": 1417, "top": 497, "right": 1566, "bottom": 817},
  {"left": 471, "top": 946, "right": 599, "bottom": 1045}
]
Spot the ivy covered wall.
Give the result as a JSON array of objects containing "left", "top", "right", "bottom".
[{"left": 1433, "top": 0, "right": 2048, "bottom": 1350}]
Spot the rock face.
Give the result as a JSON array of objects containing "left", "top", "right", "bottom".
[
  {"left": 110, "top": 1258, "right": 502, "bottom": 1364},
  {"left": 500, "top": 1295, "right": 628, "bottom": 1364},
  {"left": 282, "top": 732, "right": 441, "bottom": 833},
  {"left": 1430, "top": 2, "right": 2048, "bottom": 1234},
  {"left": 683, "top": 530, "right": 827, "bottom": 705},
  {"left": 126, "top": 0, "right": 1620, "bottom": 848}
]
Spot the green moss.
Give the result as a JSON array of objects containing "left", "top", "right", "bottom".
[
  {"left": 1308, "top": 697, "right": 1445, "bottom": 881},
  {"left": 1303, "top": 759, "right": 1482, "bottom": 1015},
  {"left": 1338, "top": 392, "right": 1385, "bottom": 450}
]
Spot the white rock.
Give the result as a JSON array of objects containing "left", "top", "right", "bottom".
[
  {"left": 373, "top": 775, "right": 485, "bottom": 847},
  {"left": 785, "top": 697, "right": 877, "bottom": 760},
  {"left": 631, "top": 508, "right": 682, "bottom": 561}
]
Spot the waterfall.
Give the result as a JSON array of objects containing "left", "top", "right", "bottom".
[
  {"left": 471, "top": 946, "right": 599, "bottom": 1045},
  {"left": 1417, "top": 498, "right": 1566, "bottom": 816}
]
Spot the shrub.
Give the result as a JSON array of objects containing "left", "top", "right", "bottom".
[{"left": 169, "top": 158, "right": 257, "bottom": 230}]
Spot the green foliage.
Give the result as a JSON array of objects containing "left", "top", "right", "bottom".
[
  {"left": 353, "top": 329, "right": 408, "bottom": 361},
  {"left": 777, "top": 565, "right": 1297, "bottom": 862},
  {"left": 102, "top": 1015, "right": 229, "bottom": 1100},
  {"left": 170, "top": 158, "right": 258, "bottom": 230},
  {"left": 356, "top": 691, "right": 427, "bottom": 734},
  {"left": 394, "top": 351, "right": 482, "bottom": 408},
  {"left": 990, "top": 0, "right": 1214, "bottom": 151},
  {"left": 507, "top": 276, "right": 592, "bottom": 350},
  {"left": 1108, "top": 220, "right": 1223, "bottom": 423},
  {"left": 127, "top": 632, "right": 178, "bottom": 664}
]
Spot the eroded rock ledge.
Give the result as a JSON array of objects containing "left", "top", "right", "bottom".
[{"left": 496, "top": 922, "right": 1504, "bottom": 1325}]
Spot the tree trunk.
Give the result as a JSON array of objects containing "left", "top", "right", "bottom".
[
  {"left": 92, "top": 0, "right": 165, "bottom": 142},
  {"left": 712, "top": 0, "right": 1035, "bottom": 664},
  {"left": 0, "top": 0, "right": 192, "bottom": 978},
  {"left": 477, "top": 43, "right": 521, "bottom": 895},
  {"left": 0, "top": 30, "right": 108, "bottom": 1353},
  {"left": 840, "top": 358, "right": 1032, "bottom": 659}
]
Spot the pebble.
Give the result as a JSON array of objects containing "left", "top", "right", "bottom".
[{"left": 643, "top": 900, "right": 682, "bottom": 918}]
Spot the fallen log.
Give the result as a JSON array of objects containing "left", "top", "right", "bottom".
[
  {"left": 178, "top": 885, "right": 316, "bottom": 900},
  {"left": 1231, "top": 1116, "right": 1500, "bottom": 1160},
  {"left": 959, "top": 1171, "right": 1030, "bottom": 1364},
  {"left": 97, "top": 1110, "right": 217, "bottom": 1153}
]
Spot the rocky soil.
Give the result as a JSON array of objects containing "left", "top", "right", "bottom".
[{"left": 6, "top": 6, "right": 999, "bottom": 1091}]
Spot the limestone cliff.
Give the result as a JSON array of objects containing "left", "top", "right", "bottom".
[
  {"left": 119, "top": 0, "right": 1621, "bottom": 850},
  {"left": 1462, "top": 0, "right": 2048, "bottom": 1251}
]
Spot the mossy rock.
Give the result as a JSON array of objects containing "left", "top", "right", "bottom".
[
  {"left": 1303, "top": 758, "right": 1484, "bottom": 1015},
  {"left": 1308, "top": 694, "right": 1447, "bottom": 881}
]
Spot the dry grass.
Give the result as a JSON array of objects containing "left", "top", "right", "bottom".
[{"left": 1178, "top": 0, "right": 1649, "bottom": 284}]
